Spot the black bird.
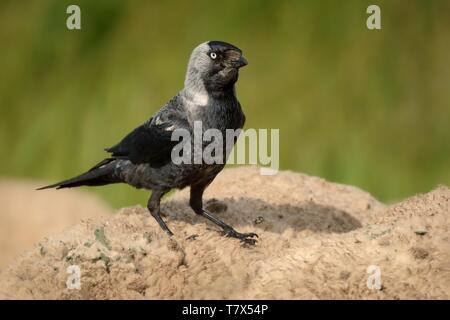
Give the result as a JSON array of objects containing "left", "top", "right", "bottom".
[{"left": 39, "top": 41, "right": 258, "bottom": 244}]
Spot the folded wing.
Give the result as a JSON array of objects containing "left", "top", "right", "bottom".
[{"left": 106, "top": 109, "right": 189, "bottom": 167}]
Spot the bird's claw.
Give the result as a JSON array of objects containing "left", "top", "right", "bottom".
[{"left": 221, "top": 228, "right": 258, "bottom": 245}]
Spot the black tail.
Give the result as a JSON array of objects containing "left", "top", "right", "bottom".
[{"left": 37, "top": 158, "right": 119, "bottom": 190}]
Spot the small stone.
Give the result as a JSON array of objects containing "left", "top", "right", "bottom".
[
  {"left": 39, "top": 245, "right": 47, "bottom": 256},
  {"left": 254, "top": 216, "right": 265, "bottom": 225},
  {"left": 415, "top": 230, "right": 428, "bottom": 236},
  {"left": 186, "top": 234, "right": 198, "bottom": 241}
]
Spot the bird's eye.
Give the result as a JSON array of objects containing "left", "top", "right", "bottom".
[{"left": 209, "top": 52, "right": 217, "bottom": 59}]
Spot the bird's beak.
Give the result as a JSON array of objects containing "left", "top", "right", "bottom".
[
  {"left": 236, "top": 55, "right": 248, "bottom": 68},
  {"left": 226, "top": 50, "right": 248, "bottom": 68}
]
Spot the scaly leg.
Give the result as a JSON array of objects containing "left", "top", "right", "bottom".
[
  {"left": 189, "top": 184, "right": 258, "bottom": 245},
  {"left": 147, "top": 189, "right": 173, "bottom": 236}
]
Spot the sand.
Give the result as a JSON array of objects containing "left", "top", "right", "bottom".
[
  {"left": 0, "top": 167, "right": 449, "bottom": 299},
  {"left": 0, "top": 179, "right": 111, "bottom": 269}
]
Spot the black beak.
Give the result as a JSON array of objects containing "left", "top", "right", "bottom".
[
  {"left": 236, "top": 55, "right": 248, "bottom": 68},
  {"left": 225, "top": 49, "right": 248, "bottom": 69}
]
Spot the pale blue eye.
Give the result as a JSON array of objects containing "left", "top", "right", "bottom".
[{"left": 209, "top": 52, "right": 217, "bottom": 59}]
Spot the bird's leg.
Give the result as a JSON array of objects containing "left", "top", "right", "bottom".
[
  {"left": 147, "top": 190, "right": 173, "bottom": 236},
  {"left": 189, "top": 185, "right": 258, "bottom": 245},
  {"left": 200, "top": 208, "right": 258, "bottom": 244}
]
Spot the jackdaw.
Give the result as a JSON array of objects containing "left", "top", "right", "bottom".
[{"left": 39, "top": 41, "right": 258, "bottom": 244}]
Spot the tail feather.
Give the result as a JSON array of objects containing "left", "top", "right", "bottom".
[{"left": 37, "top": 158, "right": 119, "bottom": 190}]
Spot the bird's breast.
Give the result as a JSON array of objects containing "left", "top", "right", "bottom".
[{"left": 189, "top": 98, "right": 243, "bottom": 131}]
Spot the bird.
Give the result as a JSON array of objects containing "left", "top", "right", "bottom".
[{"left": 38, "top": 41, "right": 258, "bottom": 245}]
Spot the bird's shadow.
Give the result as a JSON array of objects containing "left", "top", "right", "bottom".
[{"left": 164, "top": 197, "right": 362, "bottom": 234}]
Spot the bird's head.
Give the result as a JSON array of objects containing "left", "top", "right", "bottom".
[{"left": 185, "top": 41, "right": 247, "bottom": 96}]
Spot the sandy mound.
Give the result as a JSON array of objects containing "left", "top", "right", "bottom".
[
  {"left": 0, "top": 167, "right": 449, "bottom": 299},
  {"left": 0, "top": 179, "right": 111, "bottom": 269}
]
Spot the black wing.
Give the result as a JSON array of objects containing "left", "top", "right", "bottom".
[{"left": 105, "top": 110, "right": 188, "bottom": 167}]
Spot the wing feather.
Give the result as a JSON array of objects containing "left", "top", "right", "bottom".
[{"left": 106, "top": 104, "right": 189, "bottom": 167}]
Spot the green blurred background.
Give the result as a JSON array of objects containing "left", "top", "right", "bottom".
[{"left": 1, "top": 0, "right": 449, "bottom": 208}]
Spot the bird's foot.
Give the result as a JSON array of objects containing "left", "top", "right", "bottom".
[{"left": 221, "top": 228, "right": 258, "bottom": 245}]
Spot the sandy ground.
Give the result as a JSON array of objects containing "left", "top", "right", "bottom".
[
  {"left": 0, "top": 179, "right": 111, "bottom": 269},
  {"left": 0, "top": 167, "right": 449, "bottom": 299}
]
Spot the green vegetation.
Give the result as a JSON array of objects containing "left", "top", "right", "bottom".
[
  {"left": 94, "top": 226, "right": 111, "bottom": 250},
  {"left": 1, "top": 0, "right": 449, "bottom": 207}
]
